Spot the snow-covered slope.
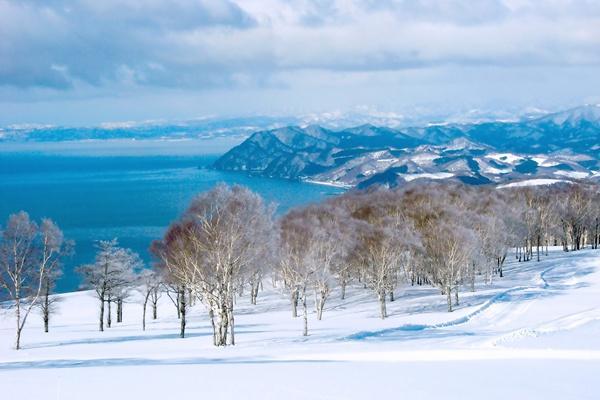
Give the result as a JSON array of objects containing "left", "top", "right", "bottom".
[
  {"left": 537, "top": 104, "right": 600, "bottom": 126},
  {"left": 215, "top": 105, "right": 600, "bottom": 188},
  {"left": 1, "top": 248, "right": 599, "bottom": 399}
]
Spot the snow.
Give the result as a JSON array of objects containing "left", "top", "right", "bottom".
[
  {"left": 400, "top": 172, "right": 454, "bottom": 181},
  {"left": 485, "top": 152, "right": 524, "bottom": 164},
  {"left": 539, "top": 104, "right": 600, "bottom": 125},
  {"left": 1, "top": 248, "right": 600, "bottom": 399},
  {"left": 408, "top": 152, "right": 439, "bottom": 166},
  {"left": 554, "top": 170, "right": 590, "bottom": 179},
  {"left": 482, "top": 166, "right": 511, "bottom": 174},
  {"left": 302, "top": 178, "right": 352, "bottom": 189},
  {"left": 497, "top": 178, "right": 570, "bottom": 188},
  {"left": 531, "top": 156, "right": 560, "bottom": 167}
]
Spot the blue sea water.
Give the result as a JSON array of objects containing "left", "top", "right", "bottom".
[{"left": 0, "top": 139, "right": 343, "bottom": 292}]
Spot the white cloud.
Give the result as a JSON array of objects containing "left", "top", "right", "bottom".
[{"left": 1, "top": 0, "right": 600, "bottom": 124}]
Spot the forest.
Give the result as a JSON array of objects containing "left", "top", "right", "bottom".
[{"left": 1, "top": 181, "right": 599, "bottom": 349}]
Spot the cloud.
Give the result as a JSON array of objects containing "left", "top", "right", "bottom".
[
  {"left": 1, "top": 0, "right": 600, "bottom": 91},
  {"left": 1, "top": 0, "right": 600, "bottom": 125},
  {"left": 0, "top": 0, "right": 256, "bottom": 88}
]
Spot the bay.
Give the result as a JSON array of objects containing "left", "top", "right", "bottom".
[{"left": 0, "top": 139, "right": 344, "bottom": 292}]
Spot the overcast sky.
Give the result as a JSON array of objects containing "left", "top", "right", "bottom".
[{"left": 1, "top": 0, "right": 600, "bottom": 126}]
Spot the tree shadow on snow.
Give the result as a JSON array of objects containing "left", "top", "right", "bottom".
[{"left": 23, "top": 327, "right": 269, "bottom": 350}]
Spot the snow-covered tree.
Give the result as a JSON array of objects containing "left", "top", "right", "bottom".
[
  {"left": 138, "top": 269, "right": 163, "bottom": 331},
  {"left": 0, "top": 212, "right": 71, "bottom": 349},
  {"left": 154, "top": 184, "right": 275, "bottom": 345},
  {"left": 78, "top": 239, "right": 142, "bottom": 331}
]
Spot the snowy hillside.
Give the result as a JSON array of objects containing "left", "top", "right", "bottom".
[
  {"left": 214, "top": 105, "right": 600, "bottom": 188},
  {"left": 1, "top": 248, "right": 599, "bottom": 399}
]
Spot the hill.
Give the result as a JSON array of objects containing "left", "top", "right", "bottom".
[
  {"left": 0, "top": 248, "right": 599, "bottom": 399},
  {"left": 214, "top": 105, "right": 600, "bottom": 188}
]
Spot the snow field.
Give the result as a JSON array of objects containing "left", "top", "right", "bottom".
[{"left": 1, "top": 247, "right": 599, "bottom": 399}]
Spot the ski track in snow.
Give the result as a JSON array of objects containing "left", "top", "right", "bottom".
[
  {"left": 346, "top": 263, "right": 558, "bottom": 341},
  {"left": 346, "top": 250, "right": 600, "bottom": 345}
]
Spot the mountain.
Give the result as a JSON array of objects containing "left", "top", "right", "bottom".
[
  {"left": 0, "top": 116, "right": 299, "bottom": 142},
  {"left": 0, "top": 107, "right": 547, "bottom": 143},
  {"left": 214, "top": 105, "right": 600, "bottom": 188}
]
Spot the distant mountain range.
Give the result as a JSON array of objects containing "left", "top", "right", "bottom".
[
  {"left": 0, "top": 107, "right": 551, "bottom": 143},
  {"left": 0, "top": 116, "right": 298, "bottom": 142},
  {"left": 214, "top": 105, "right": 600, "bottom": 188}
]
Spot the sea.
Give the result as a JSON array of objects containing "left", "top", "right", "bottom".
[{"left": 0, "top": 138, "right": 344, "bottom": 292}]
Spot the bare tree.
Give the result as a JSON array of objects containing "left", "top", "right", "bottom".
[
  {"left": 332, "top": 189, "right": 418, "bottom": 319},
  {"left": 299, "top": 205, "right": 350, "bottom": 321},
  {"left": 557, "top": 184, "right": 594, "bottom": 251},
  {"left": 38, "top": 269, "right": 63, "bottom": 333},
  {"left": 278, "top": 214, "right": 312, "bottom": 335},
  {"left": 78, "top": 239, "right": 142, "bottom": 331},
  {"left": 0, "top": 212, "right": 70, "bottom": 349},
  {"left": 38, "top": 221, "right": 73, "bottom": 333},
  {"left": 589, "top": 192, "right": 600, "bottom": 250},
  {"left": 138, "top": 269, "right": 163, "bottom": 331},
  {"left": 154, "top": 184, "right": 275, "bottom": 345}
]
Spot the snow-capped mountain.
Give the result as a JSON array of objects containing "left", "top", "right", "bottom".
[
  {"left": 536, "top": 104, "right": 600, "bottom": 126},
  {"left": 214, "top": 105, "right": 600, "bottom": 188},
  {"left": 0, "top": 116, "right": 300, "bottom": 142}
]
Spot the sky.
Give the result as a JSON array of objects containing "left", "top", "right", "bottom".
[{"left": 1, "top": 0, "right": 600, "bottom": 126}]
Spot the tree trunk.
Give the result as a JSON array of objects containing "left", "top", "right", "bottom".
[
  {"left": 250, "top": 279, "right": 260, "bottom": 305},
  {"left": 179, "top": 288, "right": 186, "bottom": 338},
  {"left": 378, "top": 290, "right": 387, "bottom": 319},
  {"left": 291, "top": 289, "right": 298, "bottom": 318},
  {"left": 226, "top": 279, "right": 235, "bottom": 346},
  {"left": 15, "top": 298, "right": 21, "bottom": 350},
  {"left": 446, "top": 285, "right": 453, "bottom": 312},
  {"left": 176, "top": 290, "right": 181, "bottom": 319},
  {"left": 302, "top": 286, "right": 308, "bottom": 336},
  {"left": 216, "top": 306, "right": 228, "bottom": 345},
  {"left": 341, "top": 279, "right": 346, "bottom": 300},
  {"left": 99, "top": 297, "right": 105, "bottom": 332},
  {"left": 454, "top": 286, "right": 459, "bottom": 306},
  {"left": 43, "top": 289, "right": 50, "bottom": 333},
  {"left": 150, "top": 287, "right": 159, "bottom": 320},
  {"left": 15, "top": 328, "right": 22, "bottom": 350},
  {"left": 209, "top": 308, "right": 217, "bottom": 346},
  {"left": 142, "top": 291, "right": 150, "bottom": 331},
  {"left": 228, "top": 301, "right": 235, "bottom": 346},
  {"left": 117, "top": 298, "right": 123, "bottom": 323},
  {"left": 107, "top": 296, "right": 112, "bottom": 328},
  {"left": 178, "top": 289, "right": 187, "bottom": 339},
  {"left": 188, "top": 289, "right": 194, "bottom": 307},
  {"left": 316, "top": 290, "right": 327, "bottom": 321}
]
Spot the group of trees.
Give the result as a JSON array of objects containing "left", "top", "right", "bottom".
[
  {"left": 0, "top": 212, "right": 72, "bottom": 349},
  {"left": 77, "top": 239, "right": 143, "bottom": 331},
  {"left": 152, "top": 182, "right": 599, "bottom": 344},
  {"left": 286, "top": 182, "right": 600, "bottom": 319},
  {"left": 151, "top": 185, "right": 275, "bottom": 345},
  {"left": 2, "top": 181, "right": 598, "bottom": 350}
]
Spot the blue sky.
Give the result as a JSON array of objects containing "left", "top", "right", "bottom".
[{"left": 1, "top": 0, "right": 600, "bottom": 126}]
